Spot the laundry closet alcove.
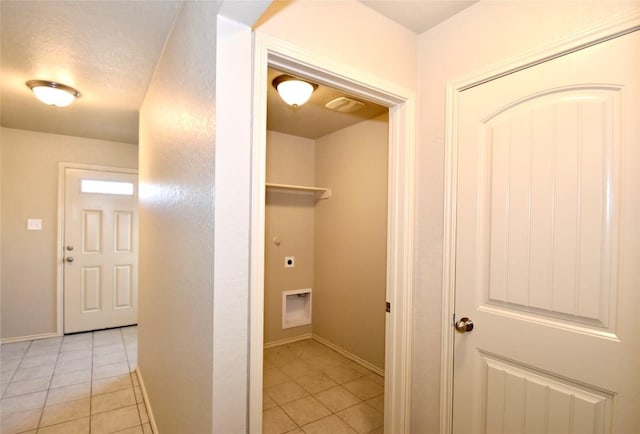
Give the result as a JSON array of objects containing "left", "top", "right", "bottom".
[{"left": 264, "top": 112, "right": 388, "bottom": 374}]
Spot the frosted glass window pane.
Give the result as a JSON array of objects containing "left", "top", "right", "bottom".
[{"left": 81, "top": 179, "right": 134, "bottom": 195}]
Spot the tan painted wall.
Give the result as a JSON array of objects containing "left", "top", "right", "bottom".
[
  {"left": 314, "top": 114, "right": 388, "bottom": 370},
  {"left": 413, "top": 2, "right": 640, "bottom": 433},
  {"left": 137, "top": 2, "right": 217, "bottom": 433},
  {"left": 265, "top": 131, "right": 315, "bottom": 344},
  {"left": 0, "top": 127, "right": 138, "bottom": 339}
]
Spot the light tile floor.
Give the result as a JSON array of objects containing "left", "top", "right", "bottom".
[
  {"left": 263, "top": 339, "right": 384, "bottom": 434},
  {"left": 1, "top": 326, "right": 151, "bottom": 434}
]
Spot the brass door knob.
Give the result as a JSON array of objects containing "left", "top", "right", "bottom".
[{"left": 455, "top": 317, "right": 474, "bottom": 333}]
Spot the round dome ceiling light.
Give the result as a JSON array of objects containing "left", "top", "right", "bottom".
[
  {"left": 26, "top": 80, "right": 81, "bottom": 107},
  {"left": 272, "top": 75, "right": 317, "bottom": 108}
]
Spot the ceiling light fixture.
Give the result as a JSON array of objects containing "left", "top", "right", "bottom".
[
  {"left": 272, "top": 75, "right": 317, "bottom": 108},
  {"left": 26, "top": 80, "right": 81, "bottom": 107}
]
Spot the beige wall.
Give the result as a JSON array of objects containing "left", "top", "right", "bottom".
[
  {"left": 413, "top": 2, "right": 640, "bottom": 433},
  {"left": 0, "top": 127, "right": 138, "bottom": 339},
  {"left": 138, "top": 2, "right": 217, "bottom": 433},
  {"left": 314, "top": 114, "right": 388, "bottom": 370},
  {"left": 265, "top": 131, "right": 315, "bottom": 343}
]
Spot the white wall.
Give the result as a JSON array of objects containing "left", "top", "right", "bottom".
[
  {"left": 413, "top": 2, "right": 639, "bottom": 433},
  {"left": 0, "top": 127, "right": 137, "bottom": 340},
  {"left": 137, "top": 2, "right": 217, "bottom": 432},
  {"left": 212, "top": 14, "right": 254, "bottom": 434}
]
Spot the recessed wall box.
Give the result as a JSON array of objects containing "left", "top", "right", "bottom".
[{"left": 282, "top": 288, "right": 312, "bottom": 329}]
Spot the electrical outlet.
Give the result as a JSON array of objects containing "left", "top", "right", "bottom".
[{"left": 284, "top": 256, "right": 295, "bottom": 268}]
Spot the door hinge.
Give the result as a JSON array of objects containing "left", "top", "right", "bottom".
[{"left": 386, "top": 301, "right": 391, "bottom": 313}]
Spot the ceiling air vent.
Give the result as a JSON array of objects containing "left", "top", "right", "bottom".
[{"left": 324, "top": 96, "right": 365, "bottom": 113}]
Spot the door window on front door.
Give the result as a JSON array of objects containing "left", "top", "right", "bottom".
[{"left": 80, "top": 179, "right": 135, "bottom": 195}]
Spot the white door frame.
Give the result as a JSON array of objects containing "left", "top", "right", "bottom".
[
  {"left": 249, "top": 33, "right": 416, "bottom": 433},
  {"left": 56, "top": 162, "right": 138, "bottom": 336},
  {"left": 439, "top": 13, "right": 640, "bottom": 434}
]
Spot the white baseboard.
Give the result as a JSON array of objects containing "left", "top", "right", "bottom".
[
  {"left": 135, "top": 367, "right": 159, "bottom": 434},
  {"left": 1, "top": 332, "right": 59, "bottom": 345},
  {"left": 312, "top": 334, "right": 385, "bottom": 377},
  {"left": 264, "top": 333, "right": 312, "bottom": 349}
]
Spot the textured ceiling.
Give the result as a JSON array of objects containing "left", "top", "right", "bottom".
[
  {"left": 267, "top": 68, "right": 388, "bottom": 140},
  {"left": 0, "top": 1, "right": 477, "bottom": 145},
  {"left": 0, "top": 1, "right": 182, "bottom": 144}
]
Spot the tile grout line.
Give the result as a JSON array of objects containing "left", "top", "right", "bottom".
[
  {"left": 35, "top": 337, "right": 63, "bottom": 431},
  {"left": 276, "top": 388, "right": 383, "bottom": 433},
  {"left": 263, "top": 340, "right": 384, "bottom": 434},
  {"left": 1, "top": 340, "right": 33, "bottom": 400},
  {"left": 86, "top": 327, "right": 144, "bottom": 433},
  {"left": 1, "top": 329, "right": 146, "bottom": 434},
  {"left": 88, "top": 329, "right": 141, "bottom": 433},
  {"left": 122, "top": 327, "right": 146, "bottom": 432}
]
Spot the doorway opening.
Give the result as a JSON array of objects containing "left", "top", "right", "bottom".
[
  {"left": 250, "top": 36, "right": 416, "bottom": 434},
  {"left": 263, "top": 66, "right": 389, "bottom": 432}
]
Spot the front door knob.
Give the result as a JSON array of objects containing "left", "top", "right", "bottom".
[
  {"left": 65, "top": 257, "right": 74, "bottom": 263},
  {"left": 455, "top": 317, "right": 474, "bottom": 333}
]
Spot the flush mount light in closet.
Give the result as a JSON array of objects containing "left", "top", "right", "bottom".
[
  {"left": 272, "top": 75, "right": 318, "bottom": 108},
  {"left": 26, "top": 80, "right": 81, "bottom": 107}
]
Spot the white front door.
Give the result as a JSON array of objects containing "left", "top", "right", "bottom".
[
  {"left": 453, "top": 31, "right": 639, "bottom": 433},
  {"left": 63, "top": 168, "right": 139, "bottom": 333}
]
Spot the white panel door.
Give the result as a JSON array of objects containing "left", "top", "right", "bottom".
[
  {"left": 453, "top": 31, "right": 639, "bottom": 433},
  {"left": 64, "top": 168, "right": 138, "bottom": 333}
]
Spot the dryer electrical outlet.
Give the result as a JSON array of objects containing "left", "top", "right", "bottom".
[{"left": 284, "top": 256, "right": 295, "bottom": 268}]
